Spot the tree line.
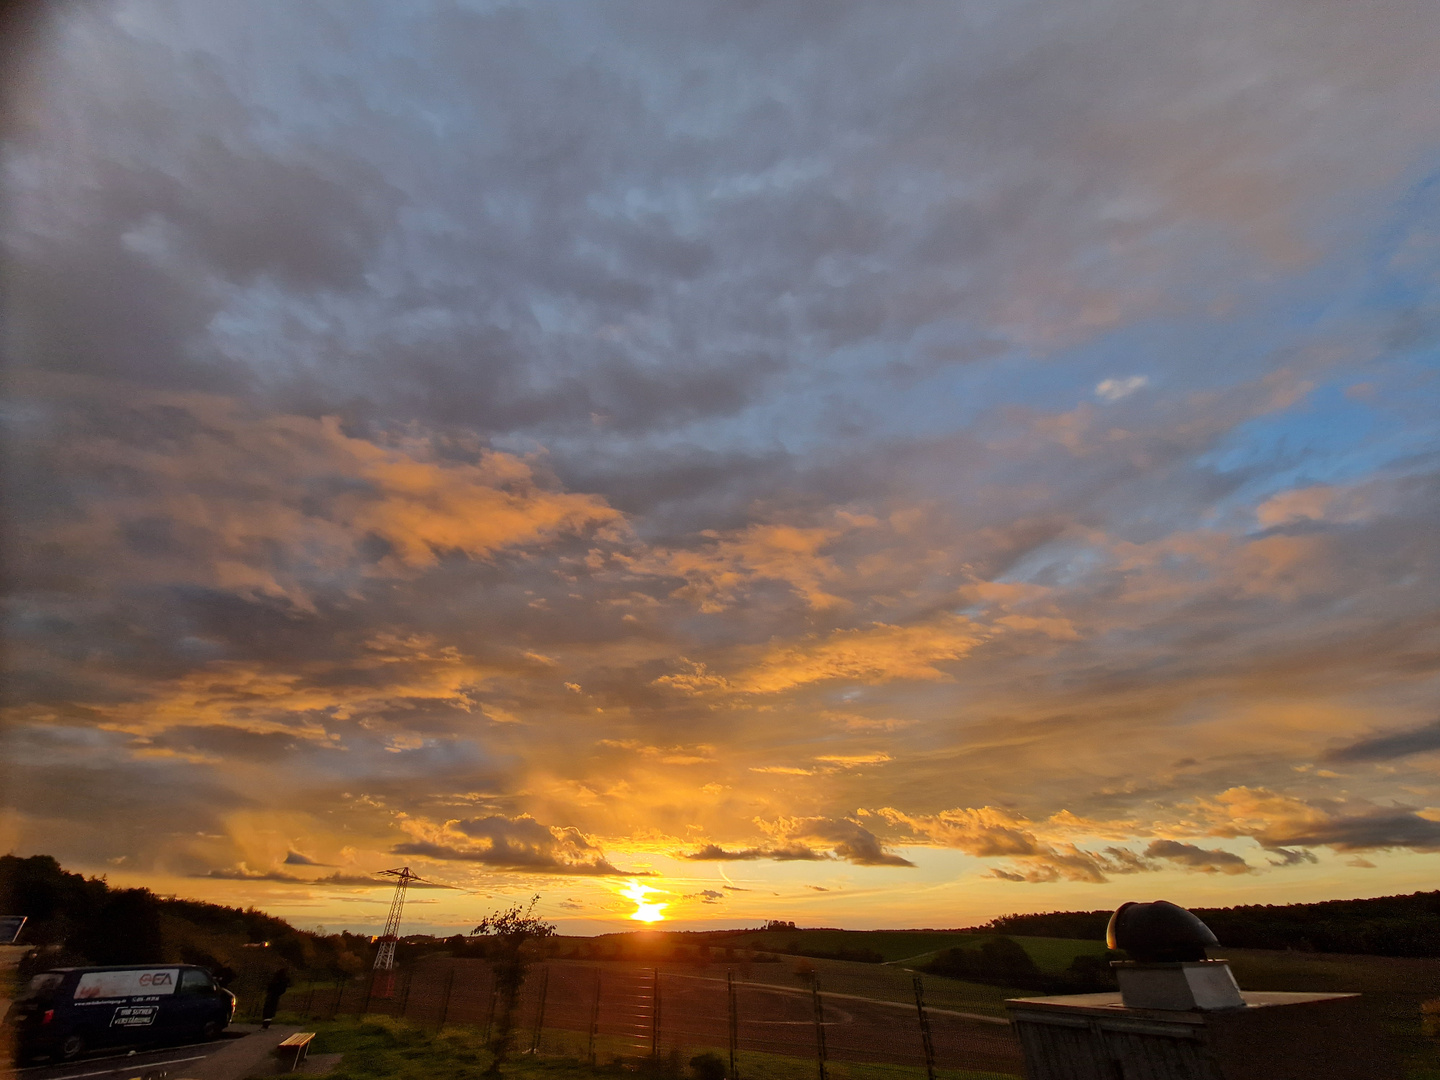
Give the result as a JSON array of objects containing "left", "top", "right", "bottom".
[{"left": 974, "top": 889, "right": 1440, "bottom": 957}]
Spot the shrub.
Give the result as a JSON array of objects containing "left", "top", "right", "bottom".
[{"left": 690, "top": 1052, "right": 727, "bottom": 1080}]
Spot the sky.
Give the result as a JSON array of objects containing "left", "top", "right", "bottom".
[{"left": 2, "top": 0, "right": 1439, "bottom": 937}]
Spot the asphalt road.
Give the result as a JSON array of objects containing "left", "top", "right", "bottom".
[{"left": 0, "top": 1033, "right": 242, "bottom": 1080}]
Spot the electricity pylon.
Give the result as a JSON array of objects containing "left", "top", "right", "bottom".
[{"left": 371, "top": 866, "right": 433, "bottom": 997}]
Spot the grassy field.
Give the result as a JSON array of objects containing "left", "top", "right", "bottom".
[
  {"left": 576, "top": 935, "right": 1440, "bottom": 1077},
  {"left": 695, "top": 929, "right": 1109, "bottom": 972},
  {"left": 292, "top": 1014, "right": 1018, "bottom": 1080},
  {"left": 884, "top": 935, "right": 1110, "bottom": 972},
  {"left": 706, "top": 930, "right": 982, "bottom": 964},
  {"left": 1221, "top": 947, "right": 1440, "bottom": 1079},
  {"left": 725, "top": 952, "right": 1020, "bottom": 1016}
]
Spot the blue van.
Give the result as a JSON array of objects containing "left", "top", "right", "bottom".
[{"left": 5, "top": 965, "right": 236, "bottom": 1062}]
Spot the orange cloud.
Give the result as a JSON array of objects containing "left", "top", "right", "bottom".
[
  {"left": 337, "top": 424, "right": 621, "bottom": 568},
  {"left": 394, "top": 813, "right": 640, "bottom": 876},
  {"left": 627, "top": 514, "right": 877, "bottom": 612},
  {"left": 22, "top": 383, "right": 622, "bottom": 606},
  {"left": 734, "top": 614, "right": 986, "bottom": 693}
]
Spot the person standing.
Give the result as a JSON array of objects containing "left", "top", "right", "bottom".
[{"left": 261, "top": 967, "right": 291, "bottom": 1029}]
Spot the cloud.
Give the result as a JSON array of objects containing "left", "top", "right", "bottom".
[
  {"left": 1324, "top": 719, "right": 1440, "bottom": 763},
  {"left": 874, "top": 807, "right": 1037, "bottom": 856},
  {"left": 199, "top": 866, "right": 305, "bottom": 882},
  {"left": 679, "top": 844, "right": 830, "bottom": 863},
  {"left": 1265, "top": 847, "right": 1318, "bottom": 868},
  {"left": 1143, "top": 839, "right": 1252, "bottom": 875},
  {"left": 631, "top": 521, "right": 861, "bottom": 612},
  {"left": 597, "top": 739, "right": 716, "bottom": 765},
  {"left": 1199, "top": 788, "right": 1440, "bottom": 853},
  {"left": 814, "top": 753, "right": 892, "bottom": 767},
  {"left": 1258, "top": 810, "right": 1440, "bottom": 853},
  {"left": 734, "top": 615, "right": 986, "bottom": 694},
  {"left": 283, "top": 850, "right": 329, "bottom": 866},
  {"left": 1254, "top": 485, "right": 1377, "bottom": 529},
  {"left": 650, "top": 660, "right": 732, "bottom": 696},
  {"left": 393, "top": 814, "right": 640, "bottom": 876},
  {"left": 799, "top": 818, "right": 916, "bottom": 867},
  {"left": 310, "top": 873, "right": 394, "bottom": 888},
  {"left": 329, "top": 873, "right": 459, "bottom": 890},
  {"left": 876, "top": 807, "right": 1158, "bottom": 882},
  {"left": 192, "top": 866, "right": 449, "bottom": 889},
  {"left": 1095, "top": 376, "right": 1149, "bottom": 402},
  {"left": 10, "top": 384, "right": 622, "bottom": 606},
  {"left": 677, "top": 817, "right": 914, "bottom": 867}
]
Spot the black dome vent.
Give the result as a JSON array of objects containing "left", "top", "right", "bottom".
[{"left": 1106, "top": 900, "right": 1219, "bottom": 963}]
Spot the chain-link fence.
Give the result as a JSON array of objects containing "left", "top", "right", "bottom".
[{"left": 283, "top": 959, "right": 1024, "bottom": 1079}]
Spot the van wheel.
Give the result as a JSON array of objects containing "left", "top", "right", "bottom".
[
  {"left": 59, "top": 1034, "right": 85, "bottom": 1060},
  {"left": 201, "top": 1020, "right": 222, "bottom": 1041}
]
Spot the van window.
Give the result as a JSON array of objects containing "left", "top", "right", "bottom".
[
  {"left": 179, "top": 969, "right": 214, "bottom": 995},
  {"left": 27, "top": 973, "right": 64, "bottom": 996}
]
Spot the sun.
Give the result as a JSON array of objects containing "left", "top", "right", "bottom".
[{"left": 620, "top": 879, "right": 668, "bottom": 923}]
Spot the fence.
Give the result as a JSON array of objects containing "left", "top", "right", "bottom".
[{"left": 276, "top": 959, "right": 1025, "bottom": 1079}]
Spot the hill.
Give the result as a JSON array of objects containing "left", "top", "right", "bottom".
[{"left": 0, "top": 853, "right": 377, "bottom": 981}]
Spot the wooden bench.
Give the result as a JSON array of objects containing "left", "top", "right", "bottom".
[{"left": 275, "top": 1032, "right": 316, "bottom": 1073}]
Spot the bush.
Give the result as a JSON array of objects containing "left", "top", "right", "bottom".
[
  {"left": 922, "top": 937, "right": 1121, "bottom": 993},
  {"left": 924, "top": 936, "right": 1043, "bottom": 988},
  {"left": 690, "top": 1052, "right": 726, "bottom": 1080}
]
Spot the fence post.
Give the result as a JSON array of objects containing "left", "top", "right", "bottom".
[
  {"left": 651, "top": 968, "right": 660, "bottom": 1060},
  {"left": 587, "top": 970, "right": 602, "bottom": 1066},
  {"left": 809, "top": 976, "right": 828, "bottom": 1080},
  {"left": 727, "top": 969, "right": 739, "bottom": 1080},
  {"left": 913, "top": 973, "right": 937, "bottom": 1080},
  {"left": 399, "top": 968, "right": 414, "bottom": 1019},
  {"left": 303, "top": 985, "right": 315, "bottom": 1020},
  {"left": 362, "top": 970, "right": 376, "bottom": 1016},
  {"left": 438, "top": 967, "right": 456, "bottom": 1032},
  {"left": 530, "top": 964, "right": 550, "bottom": 1054},
  {"left": 482, "top": 972, "right": 497, "bottom": 1043},
  {"left": 332, "top": 976, "right": 346, "bottom": 1018}
]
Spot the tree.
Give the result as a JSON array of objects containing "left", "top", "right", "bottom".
[
  {"left": 471, "top": 896, "right": 555, "bottom": 1074},
  {"left": 77, "top": 888, "right": 163, "bottom": 965}
]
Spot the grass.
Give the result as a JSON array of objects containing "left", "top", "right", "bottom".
[
  {"left": 885, "top": 936, "right": 1109, "bottom": 973},
  {"left": 1220, "top": 947, "right": 1440, "bottom": 1080},
  {"left": 286, "top": 1015, "right": 1018, "bottom": 1080},
  {"left": 713, "top": 931, "right": 983, "bottom": 964},
  {"left": 704, "top": 930, "right": 1108, "bottom": 974},
  {"left": 727, "top": 954, "right": 1021, "bottom": 1017}
]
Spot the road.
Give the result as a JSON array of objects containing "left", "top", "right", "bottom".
[{"left": 0, "top": 1035, "right": 239, "bottom": 1080}]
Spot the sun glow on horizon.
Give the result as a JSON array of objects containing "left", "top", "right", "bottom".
[{"left": 620, "top": 879, "right": 668, "bottom": 923}]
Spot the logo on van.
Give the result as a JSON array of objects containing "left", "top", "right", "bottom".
[{"left": 138, "top": 973, "right": 172, "bottom": 987}]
